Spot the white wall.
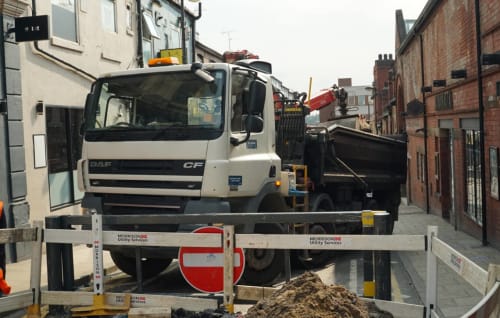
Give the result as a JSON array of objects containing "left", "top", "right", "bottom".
[{"left": 20, "top": 0, "right": 138, "bottom": 221}]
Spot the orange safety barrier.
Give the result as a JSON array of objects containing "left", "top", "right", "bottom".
[
  {"left": 0, "top": 269, "right": 10, "bottom": 295},
  {"left": 0, "top": 201, "right": 10, "bottom": 296}
]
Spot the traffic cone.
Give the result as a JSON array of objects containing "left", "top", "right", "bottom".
[{"left": 0, "top": 268, "right": 11, "bottom": 296}]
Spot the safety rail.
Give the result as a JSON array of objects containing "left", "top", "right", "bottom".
[
  {"left": 426, "top": 226, "right": 500, "bottom": 318},
  {"left": 0, "top": 221, "right": 43, "bottom": 315},
  {"left": 0, "top": 211, "right": 499, "bottom": 318}
]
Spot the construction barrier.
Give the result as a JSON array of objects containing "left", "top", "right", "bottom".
[
  {"left": 0, "top": 218, "right": 43, "bottom": 316},
  {"left": 0, "top": 200, "right": 10, "bottom": 296},
  {"left": 0, "top": 210, "right": 498, "bottom": 317}
]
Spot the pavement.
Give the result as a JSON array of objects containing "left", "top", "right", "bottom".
[
  {"left": 2, "top": 200, "right": 500, "bottom": 317},
  {"left": 394, "top": 200, "right": 500, "bottom": 317}
]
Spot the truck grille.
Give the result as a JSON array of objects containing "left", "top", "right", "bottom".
[
  {"left": 102, "top": 194, "right": 185, "bottom": 213},
  {"left": 89, "top": 179, "right": 201, "bottom": 190},
  {"left": 88, "top": 159, "right": 205, "bottom": 176}
]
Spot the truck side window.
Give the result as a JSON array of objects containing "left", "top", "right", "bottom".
[
  {"left": 231, "top": 73, "right": 260, "bottom": 132},
  {"left": 231, "top": 93, "right": 244, "bottom": 132}
]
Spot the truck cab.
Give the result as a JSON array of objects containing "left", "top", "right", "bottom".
[{"left": 78, "top": 60, "right": 285, "bottom": 284}]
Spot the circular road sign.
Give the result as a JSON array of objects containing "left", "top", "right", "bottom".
[{"left": 178, "top": 226, "right": 245, "bottom": 293}]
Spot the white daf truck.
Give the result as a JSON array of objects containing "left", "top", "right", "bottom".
[{"left": 77, "top": 58, "right": 406, "bottom": 285}]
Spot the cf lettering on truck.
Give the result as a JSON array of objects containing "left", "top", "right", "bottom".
[{"left": 78, "top": 56, "right": 406, "bottom": 285}]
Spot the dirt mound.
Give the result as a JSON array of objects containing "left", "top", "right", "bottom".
[{"left": 244, "top": 272, "right": 379, "bottom": 318}]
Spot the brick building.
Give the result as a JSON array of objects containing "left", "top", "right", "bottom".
[
  {"left": 372, "top": 54, "right": 398, "bottom": 135},
  {"left": 391, "top": 0, "right": 500, "bottom": 247}
]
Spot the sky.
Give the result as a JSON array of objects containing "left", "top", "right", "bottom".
[{"left": 189, "top": 0, "right": 428, "bottom": 94}]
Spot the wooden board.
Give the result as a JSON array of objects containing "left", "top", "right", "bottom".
[
  {"left": 0, "top": 228, "right": 37, "bottom": 244},
  {"left": 235, "top": 285, "right": 278, "bottom": 301},
  {"left": 128, "top": 307, "right": 172, "bottom": 318},
  {"left": 0, "top": 292, "right": 33, "bottom": 313},
  {"left": 41, "top": 291, "right": 218, "bottom": 312}
]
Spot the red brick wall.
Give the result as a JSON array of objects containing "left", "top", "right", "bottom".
[{"left": 395, "top": 0, "right": 500, "bottom": 247}]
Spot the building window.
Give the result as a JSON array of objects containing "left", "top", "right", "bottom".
[
  {"left": 142, "top": 39, "right": 152, "bottom": 66},
  {"left": 169, "top": 27, "right": 181, "bottom": 49},
  {"left": 101, "top": 0, "right": 117, "bottom": 32},
  {"left": 51, "top": 0, "right": 78, "bottom": 42},
  {"left": 417, "top": 152, "right": 420, "bottom": 181},
  {"left": 142, "top": 10, "right": 160, "bottom": 39},
  {"left": 126, "top": 3, "right": 133, "bottom": 31},
  {"left": 416, "top": 152, "right": 425, "bottom": 183},
  {"left": 46, "top": 107, "right": 84, "bottom": 209},
  {"left": 435, "top": 152, "right": 440, "bottom": 194},
  {"left": 358, "top": 95, "right": 366, "bottom": 105},
  {"left": 464, "top": 130, "right": 483, "bottom": 224}
]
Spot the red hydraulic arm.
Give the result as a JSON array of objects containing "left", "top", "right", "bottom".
[{"left": 307, "top": 89, "right": 336, "bottom": 111}]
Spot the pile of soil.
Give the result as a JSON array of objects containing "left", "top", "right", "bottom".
[
  {"left": 171, "top": 272, "right": 392, "bottom": 318},
  {"left": 245, "top": 272, "right": 391, "bottom": 318}
]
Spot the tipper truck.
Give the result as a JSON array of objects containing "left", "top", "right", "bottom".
[{"left": 77, "top": 57, "right": 406, "bottom": 285}]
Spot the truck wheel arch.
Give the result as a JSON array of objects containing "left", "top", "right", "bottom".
[{"left": 310, "top": 193, "right": 334, "bottom": 211}]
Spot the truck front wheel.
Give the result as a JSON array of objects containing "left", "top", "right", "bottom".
[
  {"left": 242, "top": 223, "right": 285, "bottom": 285},
  {"left": 110, "top": 252, "right": 172, "bottom": 279}
]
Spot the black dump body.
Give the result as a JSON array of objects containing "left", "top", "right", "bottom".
[
  {"left": 304, "top": 122, "right": 407, "bottom": 191},
  {"left": 275, "top": 103, "right": 407, "bottom": 192}
]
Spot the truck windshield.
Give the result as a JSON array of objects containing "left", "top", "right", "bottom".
[{"left": 84, "top": 70, "right": 225, "bottom": 141}]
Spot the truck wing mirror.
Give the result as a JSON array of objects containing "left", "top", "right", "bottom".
[
  {"left": 230, "top": 80, "right": 266, "bottom": 147},
  {"left": 191, "top": 62, "right": 215, "bottom": 83},
  {"left": 248, "top": 80, "right": 266, "bottom": 115},
  {"left": 247, "top": 115, "right": 263, "bottom": 132},
  {"left": 81, "top": 93, "right": 95, "bottom": 135}
]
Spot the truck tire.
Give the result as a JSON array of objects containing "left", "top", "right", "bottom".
[
  {"left": 110, "top": 252, "right": 172, "bottom": 279},
  {"left": 242, "top": 223, "right": 285, "bottom": 285}
]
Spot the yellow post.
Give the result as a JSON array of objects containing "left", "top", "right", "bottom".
[{"left": 362, "top": 211, "right": 375, "bottom": 298}]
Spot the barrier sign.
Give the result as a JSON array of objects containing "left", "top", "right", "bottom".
[{"left": 178, "top": 226, "right": 245, "bottom": 293}]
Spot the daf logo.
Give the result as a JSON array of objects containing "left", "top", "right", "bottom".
[
  {"left": 90, "top": 161, "right": 113, "bottom": 168},
  {"left": 183, "top": 162, "right": 204, "bottom": 169}
]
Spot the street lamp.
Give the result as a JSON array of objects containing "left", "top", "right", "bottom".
[
  {"left": 180, "top": 0, "right": 201, "bottom": 64},
  {"left": 365, "top": 86, "right": 376, "bottom": 121}
]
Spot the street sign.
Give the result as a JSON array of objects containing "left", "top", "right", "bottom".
[
  {"left": 178, "top": 226, "right": 245, "bottom": 293},
  {"left": 14, "top": 16, "right": 49, "bottom": 42}
]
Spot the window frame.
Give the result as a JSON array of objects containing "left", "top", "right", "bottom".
[
  {"left": 51, "top": 0, "right": 79, "bottom": 44},
  {"left": 46, "top": 106, "right": 84, "bottom": 210},
  {"left": 101, "top": 0, "right": 117, "bottom": 33},
  {"left": 463, "top": 129, "right": 483, "bottom": 224}
]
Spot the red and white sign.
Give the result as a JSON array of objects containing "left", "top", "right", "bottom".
[{"left": 178, "top": 226, "right": 245, "bottom": 293}]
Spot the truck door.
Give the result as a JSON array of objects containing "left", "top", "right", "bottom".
[{"left": 227, "top": 73, "right": 279, "bottom": 197}]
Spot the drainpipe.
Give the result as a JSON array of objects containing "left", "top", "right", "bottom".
[
  {"left": 136, "top": 0, "right": 144, "bottom": 68},
  {"left": 474, "top": 0, "right": 487, "bottom": 246},
  {"left": 31, "top": 0, "right": 95, "bottom": 80},
  {"left": 420, "top": 34, "right": 430, "bottom": 214}
]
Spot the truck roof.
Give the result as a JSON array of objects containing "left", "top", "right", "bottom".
[{"left": 97, "top": 62, "right": 233, "bottom": 79}]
